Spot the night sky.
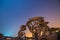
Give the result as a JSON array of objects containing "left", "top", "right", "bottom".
[{"left": 0, "top": 0, "right": 60, "bottom": 37}]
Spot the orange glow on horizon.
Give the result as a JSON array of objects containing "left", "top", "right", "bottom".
[
  {"left": 25, "top": 29, "right": 32, "bottom": 37},
  {"left": 25, "top": 32, "right": 32, "bottom": 37}
]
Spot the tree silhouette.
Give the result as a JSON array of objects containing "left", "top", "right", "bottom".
[{"left": 0, "top": 33, "right": 3, "bottom": 38}]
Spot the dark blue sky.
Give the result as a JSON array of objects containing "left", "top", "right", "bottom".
[{"left": 0, "top": 0, "right": 60, "bottom": 37}]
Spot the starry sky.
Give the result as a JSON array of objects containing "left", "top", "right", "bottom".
[{"left": 0, "top": 0, "right": 60, "bottom": 37}]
